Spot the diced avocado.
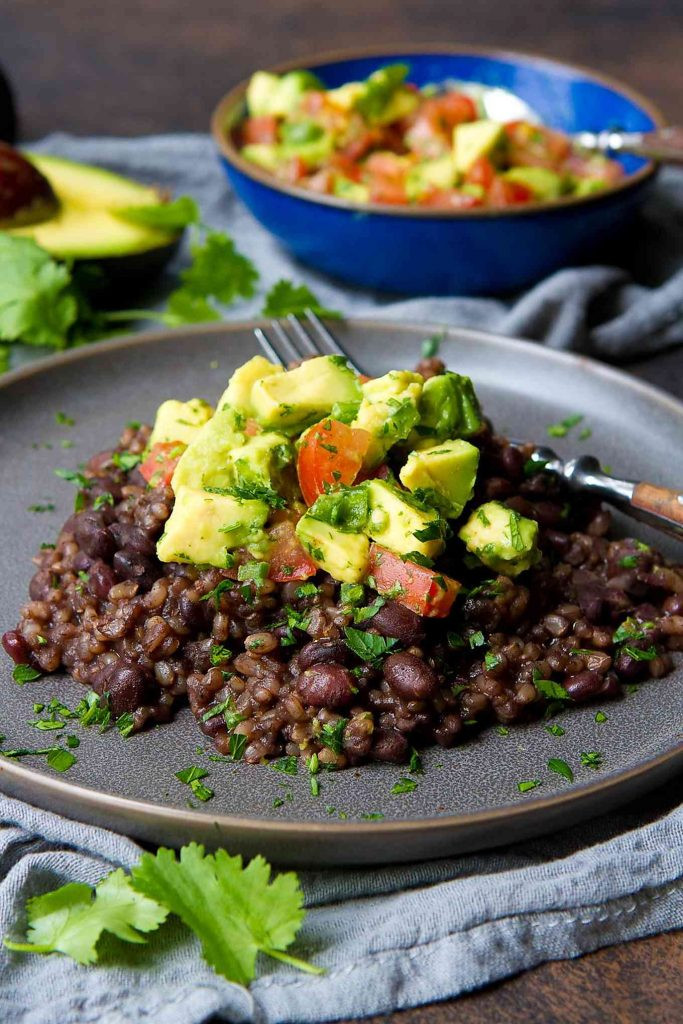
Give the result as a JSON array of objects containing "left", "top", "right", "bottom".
[
  {"left": 148, "top": 398, "right": 213, "bottom": 448},
  {"left": 326, "top": 81, "right": 365, "bottom": 111},
  {"left": 224, "top": 432, "right": 292, "bottom": 493},
  {"left": 453, "top": 120, "right": 504, "bottom": 174},
  {"left": 157, "top": 488, "right": 269, "bottom": 567},
  {"left": 572, "top": 177, "right": 607, "bottom": 197},
  {"left": 504, "top": 166, "right": 565, "bottom": 200},
  {"left": 375, "top": 87, "right": 419, "bottom": 126},
  {"left": 241, "top": 143, "right": 281, "bottom": 172},
  {"left": 219, "top": 355, "right": 283, "bottom": 418},
  {"left": 365, "top": 479, "right": 446, "bottom": 561},
  {"left": 280, "top": 128, "right": 334, "bottom": 169},
  {"left": 406, "top": 155, "right": 456, "bottom": 201},
  {"left": 333, "top": 176, "right": 371, "bottom": 204},
  {"left": 308, "top": 485, "right": 370, "bottom": 534},
  {"left": 171, "top": 406, "right": 245, "bottom": 492},
  {"left": 296, "top": 514, "right": 369, "bottom": 583},
  {"left": 251, "top": 355, "right": 361, "bottom": 432},
  {"left": 400, "top": 439, "right": 479, "bottom": 518},
  {"left": 458, "top": 501, "right": 539, "bottom": 576},
  {"left": 352, "top": 371, "right": 423, "bottom": 468},
  {"left": 411, "top": 372, "right": 482, "bottom": 446},
  {"left": 246, "top": 69, "right": 321, "bottom": 118}
]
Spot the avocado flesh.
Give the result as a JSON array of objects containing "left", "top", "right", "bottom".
[
  {"left": 453, "top": 120, "right": 504, "bottom": 174},
  {"left": 459, "top": 501, "right": 539, "bottom": 576},
  {"left": 8, "top": 153, "right": 179, "bottom": 260},
  {"left": 400, "top": 439, "right": 479, "bottom": 519}
]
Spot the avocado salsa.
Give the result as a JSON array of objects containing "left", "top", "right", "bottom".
[
  {"left": 234, "top": 64, "right": 624, "bottom": 209},
  {"left": 4, "top": 353, "right": 682, "bottom": 771}
]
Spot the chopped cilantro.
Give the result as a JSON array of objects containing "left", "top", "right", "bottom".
[
  {"left": 517, "top": 779, "right": 541, "bottom": 793},
  {"left": 270, "top": 756, "right": 298, "bottom": 775},
  {"left": 209, "top": 644, "right": 232, "bottom": 666},
  {"left": 548, "top": 757, "right": 574, "bottom": 782},
  {"left": 319, "top": 719, "right": 347, "bottom": 755},
  {"left": 12, "top": 664, "right": 42, "bottom": 684},
  {"left": 344, "top": 627, "right": 399, "bottom": 665},
  {"left": 468, "top": 631, "right": 486, "bottom": 649},
  {"left": 200, "top": 579, "right": 233, "bottom": 609},
  {"left": 176, "top": 765, "right": 214, "bottom": 802},
  {"left": 261, "top": 279, "right": 341, "bottom": 320},
  {"left": 46, "top": 748, "right": 77, "bottom": 773},
  {"left": 546, "top": 413, "right": 584, "bottom": 438},
  {"left": 595, "top": 711, "right": 608, "bottom": 723},
  {"left": 295, "top": 583, "right": 319, "bottom": 599},
  {"left": 545, "top": 723, "right": 566, "bottom": 737},
  {"left": 484, "top": 652, "right": 502, "bottom": 671},
  {"left": 116, "top": 713, "right": 135, "bottom": 738},
  {"left": 93, "top": 492, "right": 115, "bottom": 510},
  {"left": 228, "top": 733, "right": 247, "bottom": 761},
  {"left": 360, "top": 812, "right": 385, "bottom": 821},
  {"left": 408, "top": 748, "right": 423, "bottom": 775},
  {"left": 533, "top": 670, "right": 571, "bottom": 701},
  {"left": 55, "top": 411, "right": 75, "bottom": 426},
  {"left": 496, "top": 726, "right": 509, "bottom": 736},
  {"left": 580, "top": 751, "right": 604, "bottom": 769},
  {"left": 391, "top": 777, "right": 417, "bottom": 795},
  {"left": 351, "top": 596, "right": 385, "bottom": 624},
  {"left": 112, "top": 451, "right": 142, "bottom": 472},
  {"left": 421, "top": 332, "right": 443, "bottom": 359}
]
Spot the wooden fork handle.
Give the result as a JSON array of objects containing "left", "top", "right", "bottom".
[{"left": 631, "top": 482, "right": 683, "bottom": 534}]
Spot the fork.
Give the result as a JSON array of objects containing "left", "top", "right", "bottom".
[{"left": 254, "top": 313, "right": 683, "bottom": 541}]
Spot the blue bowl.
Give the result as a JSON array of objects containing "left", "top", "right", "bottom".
[{"left": 211, "top": 46, "right": 663, "bottom": 296}]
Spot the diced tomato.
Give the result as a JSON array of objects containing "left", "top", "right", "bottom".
[
  {"left": 562, "top": 152, "right": 624, "bottom": 184},
  {"left": 299, "top": 90, "right": 326, "bottom": 116},
  {"left": 280, "top": 155, "right": 308, "bottom": 183},
  {"left": 139, "top": 442, "right": 185, "bottom": 488},
  {"left": 341, "top": 128, "right": 385, "bottom": 163},
  {"left": 267, "top": 517, "right": 317, "bottom": 582},
  {"left": 465, "top": 156, "right": 495, "bottom": 190},
  {"left": 244, "top": 418, "right": 261, "bottom": 436},
  {"left": 329, "top": 152, "right": 363, "bottom": 181},
  {"left": 503, "top": 121, "right": 571, "bottom": 169},
  {"left": 240, "top": 115, "right": 278, "bottom": 146},
  {"left": 368, "top": 544, "right": 460, "bottom": 618},
  {"left": 365, "top": 152, "right": 410, "bottom": 204},
  {"left": 305, "top": 168, "right": 335, "bottom": 194},
  {"left": 405, "top": 91, "right": 477, "bottom": 158},
  {"left": 487, "top": 176, "right": 534, "bottom": 207},
  {"left": 417, "top": 188, "right": 482, "bottom": 210},
  {"left": 297, "top": 419, "right": 371, "bottom": 506}
]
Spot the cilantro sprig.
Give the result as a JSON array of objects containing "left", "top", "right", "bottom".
[{"left": 4, "top": 843, "right": 322, "bottom": 984}]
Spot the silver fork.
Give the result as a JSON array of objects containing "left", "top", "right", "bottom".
[
  {"left": 253, "top": 310, "right": 362, "bottom": 373},
  {"left": 253, "top": 313, "right": 683, "bottom": 541}
]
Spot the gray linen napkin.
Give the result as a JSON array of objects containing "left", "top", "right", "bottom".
[{"left": 0, "top": 133, "right": 681, "bottom": 1023}]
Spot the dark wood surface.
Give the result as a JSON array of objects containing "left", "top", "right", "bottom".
[{"left": 1, "top": 1, "right": 680, "bottom": 1020}]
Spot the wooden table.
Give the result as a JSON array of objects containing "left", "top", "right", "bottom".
[{"left": 1, "top": 1, "right": 680, "bottom": 1019}]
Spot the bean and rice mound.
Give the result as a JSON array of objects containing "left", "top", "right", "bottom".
[{"left": 3, "top": 359, "right": 682, "bottom": 768}]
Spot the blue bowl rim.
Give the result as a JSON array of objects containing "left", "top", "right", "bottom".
[{"left": 211, "top": 42, "right": 664, "bottom": 220}]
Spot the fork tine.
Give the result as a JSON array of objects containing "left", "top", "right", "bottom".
[
  {"left": 253, "top": 327, "right": 286, "bottom": 367},
  {"left": 303, "top": 310, "right": 362, "bottom": 374},
  {"left": 270, "top": 319, "right": 308, "bottom": 364},
  {"left": 285, "top": 314, "right": 320, "bottom": 358}
]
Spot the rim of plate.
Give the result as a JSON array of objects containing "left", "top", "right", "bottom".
[
  {"left": 1, "top": 317, "right": 682, "bottom": 839},
  {"left": 211, "top": 42, "right": 664, "bottom": 220}
]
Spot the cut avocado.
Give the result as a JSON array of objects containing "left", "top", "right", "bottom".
[
  {"left": 251, "top": 355, "right": 361, "bottom": 432},
  {"left": 504, "top": 166, "right": 566, "bottom": 200},
  {"left": 149, "top": 399, "right": 214, "bottom": 448},
  {"left": 406, "top": 155, "right": 456, "bottom": 201},
  {"left": 352, "top": 370, "right": 423, "bottom": 468},
  {"left": 411, "top": 372, "right": 482, "bottom": 447},
  {"left": 459, "top": 501, "right": 539, "bottom": 576},
  {"left": 241, "top": 143, "right": 281, "bottom": 172},
  {"left": 296, "top": 513, "right": 369, "bottom": 583},
  {"left": 157, "top": 488, "right": 269, "bottom": 567},
  {"left": 400, "top": 439, "right": 479, "bottom": 518},
  {"left": 365, "top": 479, "right": 446, "bottom": 561},
  {"left": 453, "top": 120, "right": 504, "bottom": 175},
  {"left": 246, "top": 70, "right": 322, "bottom": 118},
  {"left": 171, "top": 406, "right": 246, "bottom": 492},
  {"left": 8, "top": 154, "right": 181, "bottom": 277},
  {"left": 219, "top": 355, "right": 283, "bottom": 418}
]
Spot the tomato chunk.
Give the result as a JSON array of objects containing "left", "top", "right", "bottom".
[
  {"left": 368, "top": 544, "right": 460, "bottom": 618},
  {"left": 297, "top": 419, "right": 371, "bottom": 506},
  {"left": 139, "top": 442, "right": 185, "bottom": 488},
  {"left": 487, "top": 176, "right": 534, "bottom": 207},
  {"left": 240, "top": 115, "right": 278, "bottom": 146},
  {"left": 267, "top": 517, "right": 317, "bottom": 582}
]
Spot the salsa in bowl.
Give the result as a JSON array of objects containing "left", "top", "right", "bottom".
[{"left": 212, "top": 47, "right": 662, "bottom": 295}]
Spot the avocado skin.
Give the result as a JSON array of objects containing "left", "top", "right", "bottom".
[
  {"left": 0, "top": 65, "right": 16, "bottom": 143},
  {"left": 73, "top": 235, "right": 182, "bottom": 303}
]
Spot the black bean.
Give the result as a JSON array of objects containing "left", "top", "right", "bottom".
[
  {"left": 662, "top": 594, "right": 683, "bottom": 616},
  {"left": 297, "top": 639, "right": 349, "bottom": 671},
  {"left": 562, "top": 670, "right": 604, "bottom": 702},
  {"left": 296, "top": 663, "right": 355, "bottom": 708},
  {"left": 433, "top": 712, "right": 463, "bottom": 747},
  {"left": 177, "top": 590, "right": 205, "bottom": 629},
  {"left": 88, "top": 560, "right": 117, "bottom": 600},
  {"left": 94, "top": 659, "right": 150, "bottom": 715},
  {"left": 73, "top": 510, "right": 115, "bottom": 560},
  {"left": 371, "top": 728, "right": 409, "bottom": 763},
  {"left": 112, "top": 549, "right": 158, "bottom": 592},
  {"left": 2, "top": 629, "right": 29, "bottom": 664},
  {"left": 109, "top": 522, "right": 155, "bottom": 555},
  {"left": 364, "top": 600, "right": 425, "bottom": 644},
  {"left": 613, "top": 650, "right": 647, "bottom": 682},
  {"left": 383, "top": 652, "right": 439, "bottom": 699},
  {"left": 501, "top": 444, "right": 524, "bottom": 480},
  {"left": 28, "top": 569, "right": 54, "bottom": 601}
]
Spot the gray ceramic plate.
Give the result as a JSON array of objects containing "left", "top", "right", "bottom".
[{"left": 0, "top": 321, "right": 681, "bottom": 866}]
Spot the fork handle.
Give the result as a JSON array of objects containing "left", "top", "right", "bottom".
[
  {"left": 564, "top": 456, "right": 683, "bottom": 540},
  {"left": 584, "top": 126, "right": 683, "bottom": 165},
  {"left": 631, "top": 482, "right": 683, "bottom": 533}
]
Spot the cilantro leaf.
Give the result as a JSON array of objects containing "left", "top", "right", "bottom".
[
  {"left": 262, "top": 279, "right": 341, "bottom": 319},
  {"left": 548, "top": 757, "right": 574, "bottom": 782},
  {"left": 533, "top": 671, "right": 571, "bottom": 701},
  {"left": 4, "top": 869, "right": 167, "bottom": 964},
  {"left": 0, "top": 235, "right": 78, "bottom": 349},
  {"left": 168, "top": 230, "right": 258, "bottom": 320},
  {"left": 114, "top": 196, "right": 200, "bottom": 231},
  {"left": 164, "top": 289, "right": 221, "bottom": 325},
  {"left": 130, "top": 843, "right": 320, "bottom": 983},
  {"left": 344, "top": 626, "right": 399, "bottom": 665},
  {"left": 355, "top": 64, "right": 409, "bottom": 123}
]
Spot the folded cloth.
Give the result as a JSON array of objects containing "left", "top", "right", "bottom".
[
  {"left": 1, "top": 133, "right": 680, "bottom": 1023},
  {"left": 29, "top": 132, "right": 683, "bottom": 361}
]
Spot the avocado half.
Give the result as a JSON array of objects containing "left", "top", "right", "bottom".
[{"left": 7, "top": 153, "right": 182, "bottom": 294}]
